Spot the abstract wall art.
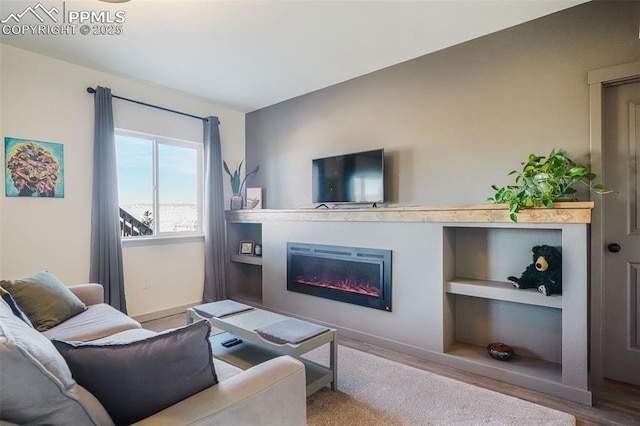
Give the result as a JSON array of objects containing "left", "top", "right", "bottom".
[{"left": 4, "top": 137, "right": 65, "bottom": 198}]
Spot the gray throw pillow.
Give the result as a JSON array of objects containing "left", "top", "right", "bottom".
[
  {"left": 52, "top": 320, "right": 218, "bottom": 425},
  {"left": 0, "top": 285, "right": 33, "bottom": 327},
  {"left": 0, "top": 271, "right": 87, "bottom": 331}
]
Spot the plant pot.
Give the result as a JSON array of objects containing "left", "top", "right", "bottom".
[{"left": 230, "top": 195, "right": 243, "bottom": 210}]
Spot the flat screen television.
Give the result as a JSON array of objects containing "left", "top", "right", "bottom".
[{"left": 312, "top": 148, "right": 384, "bottom": 204}]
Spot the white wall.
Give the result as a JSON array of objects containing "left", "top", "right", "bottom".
[{"left": 0, "top": 44, "right": 245, "bottom": 317}]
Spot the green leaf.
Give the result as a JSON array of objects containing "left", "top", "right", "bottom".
[
  {"left": 524, "top": 177, "right": 535, "bottom": 188},
  {"left": 509, "top": 200, "right": 520, "bottom": 214},
  {"left": 569, "top": 166, "right": 586, "bottom": 176},
  {"left": 510, "top": 212, "right": 518, "bottom": 222},
  {"left": 223, "top": 161, "right": 232, "bottom": 177}
]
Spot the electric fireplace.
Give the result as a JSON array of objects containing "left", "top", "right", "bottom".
[{"left": 287, "top": 243, "right": 391, "bottom": 311}]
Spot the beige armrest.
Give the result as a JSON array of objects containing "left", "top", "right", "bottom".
[
  {"left": 134, "top": 356, "right": 307, "bottom": 426},
  {"left": 68, "top": 283, "right": 104, "bottom": 305}
]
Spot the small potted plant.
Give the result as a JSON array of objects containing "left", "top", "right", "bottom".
[
  {"left": 223, "top": 160, "right": 259, "bottom": 210},
  {"left": 487, "top": 149, "right": 611, "bottom": 222}
]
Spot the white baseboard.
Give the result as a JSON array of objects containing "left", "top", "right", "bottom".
[{"left": 132, "top": 301, "right": 202, "bottom": 323}]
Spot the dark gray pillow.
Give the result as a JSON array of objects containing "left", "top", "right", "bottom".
[
  {"left": 53, "top": 320, "right": 217, "bottom": 425},
  {"left": 0, "top": 271, "right": 86, "bottom": 331}
]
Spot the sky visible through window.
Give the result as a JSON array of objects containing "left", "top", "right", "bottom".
[{"left": 116, "top": 134, "right": 199, "bottom": 233}]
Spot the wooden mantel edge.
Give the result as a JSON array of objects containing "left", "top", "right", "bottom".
[{"left": 225, "top": 202, "right": 594, "bottom": 224}]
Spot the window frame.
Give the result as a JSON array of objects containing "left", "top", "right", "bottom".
[{"left": 115, "top": 128, "right": 204, "bottom": 242}]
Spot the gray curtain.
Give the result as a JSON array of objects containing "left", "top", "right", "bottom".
[
  {"left": 203, "top": 117, "right": 227, "bottom": 302},
  {"left": 89, "top": 86, "right": 127, "bottom": 313}
]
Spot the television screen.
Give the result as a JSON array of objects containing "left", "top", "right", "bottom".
[{"left": 312, "top": 149, "right": 384, "bottom": 204}]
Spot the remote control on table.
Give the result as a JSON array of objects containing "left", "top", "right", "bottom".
[
  {"left": 227, "top": 339, "right": 242, "bottom": 348},
  {"left": 224, "top": 339, "right": 243, "bottom": 348},
  {"left": 221, "top": 338, "right": 238, "bottom": 346}
]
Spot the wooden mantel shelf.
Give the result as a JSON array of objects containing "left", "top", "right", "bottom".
[{"left": 225, "top": 202, "right": 593, "bottom": 224}]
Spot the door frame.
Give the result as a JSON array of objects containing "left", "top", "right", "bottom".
[{"left": 588, "top": 60, "right": 640, "bottom": 387}]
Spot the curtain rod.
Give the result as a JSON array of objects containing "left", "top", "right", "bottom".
[{"left": 86, "top": 87, "right": 209, "bottom": 122}]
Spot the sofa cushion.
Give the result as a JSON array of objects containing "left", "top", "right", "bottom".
[
  {"left": 53, "top": 320, "right": 218, "bottom": 425},
  {"left": 0, "top": 297, "right": 113, "bottom": 426},
  {"left": 89, "top": 328, "right": 157, "bottom": 343},
  {"left": 212, "top": 357, "right": 243, "bottom": 382},
  {"left": 43, "top": 303, "right": 141, "bottom": 342},
  {"left": 0, "top": 285, "right": 33, "bottom": 327},
  {"left": 0, "top": 271, "right": 87, "bottom": 331}
]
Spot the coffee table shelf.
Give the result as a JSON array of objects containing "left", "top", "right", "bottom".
[{"left": 210, "top": 332, "right": 333, "bottom": 396}]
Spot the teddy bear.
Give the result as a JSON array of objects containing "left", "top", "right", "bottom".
[{"left": 508, "top": 245, "right": 562, "bottom": 296}]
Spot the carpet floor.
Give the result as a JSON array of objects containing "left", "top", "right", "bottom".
[
  {"left": 303, "top": 345, "right": 575, "bottom": 425},
  {"left": 143, "top": 314, "right": 575, "bottom": 425}
]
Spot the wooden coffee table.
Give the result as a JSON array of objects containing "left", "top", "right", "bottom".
[{"left": 187, "top": 305, "right": 337, "bottom": 396}]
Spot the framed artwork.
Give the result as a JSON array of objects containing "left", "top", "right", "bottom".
[
  {"left": 239, "top": 240, "right": 255, "bottom": 255},
  {"left": 246, "top": 187, "right": 263, "bottom": 209},
  {"left": 4, "top": 137, "right": 64, "bottom": 198}
]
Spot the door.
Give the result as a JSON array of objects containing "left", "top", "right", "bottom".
[{"left": 603, "top": 80, "right": 640, "bottom": 386}]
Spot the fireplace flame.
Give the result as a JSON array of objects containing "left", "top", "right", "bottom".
[{"left": 296, "top": 277, "right": 380, "bottom": 297}]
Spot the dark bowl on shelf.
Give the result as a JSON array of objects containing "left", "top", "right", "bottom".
[{"left": 487, "top": 342, "right": 515, "bottom": 361}]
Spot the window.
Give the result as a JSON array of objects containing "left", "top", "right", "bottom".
[{"left": 115, "top": 129, "right": 203, "bottom": 238}]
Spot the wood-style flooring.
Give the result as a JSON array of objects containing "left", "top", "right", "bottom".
[{"left": 142, "top": 314, "right": 640, "bottom": 425}]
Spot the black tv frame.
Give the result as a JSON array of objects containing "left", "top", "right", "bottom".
[{"left": 311, "top": 148, "right": 384, "bottom": 206}]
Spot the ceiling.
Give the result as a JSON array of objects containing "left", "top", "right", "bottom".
[{"left": 0, "top": 0, "right": 589, "bottom": 112}]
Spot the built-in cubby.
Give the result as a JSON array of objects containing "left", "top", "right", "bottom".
[
  {"left": 442, "top": 224, "right": 589, "bottom": 404},
  {"left": 225, "top": 221, "right": 263, "bottom": 305}
]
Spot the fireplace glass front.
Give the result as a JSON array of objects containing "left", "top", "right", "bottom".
[{"left": 287, "top": 243, "right": 391, "bottom": 311}]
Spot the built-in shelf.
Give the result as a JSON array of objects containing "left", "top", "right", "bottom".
[
  {"left": 226, "top": 202, "right": 593, "bottom": 224},
  {"left": 446, "top": 341, "right": 562, "bottom": 384},
  {"left": 445, "top": 278, "right": 562, "bottom": 309},
  {"left": 230, "top": 254, "right": 263, "bottom": 266},
  {"left": 441, "top": 224, "right": 590, "bottom": 404},
  {"left": 226, "top": 222, "right": 263, "bottom": 305},
  {"left": 224, "top": 205, "right": 592, "bottom": 405}
]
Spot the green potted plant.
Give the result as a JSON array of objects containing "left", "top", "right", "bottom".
[
  {"left": 223, "top": 160, "right": 259, "bottom": 210},
  {"left": 487, "top": 149, "right": 610, "bottom": 222}
]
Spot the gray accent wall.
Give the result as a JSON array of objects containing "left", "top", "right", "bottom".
[{"left": 246, "top": 1, "right": 639, "bottom": 209}]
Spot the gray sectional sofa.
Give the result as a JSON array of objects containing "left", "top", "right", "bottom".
[{"left": 0, "top": 283, "right": 307, "bottom": 425}]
